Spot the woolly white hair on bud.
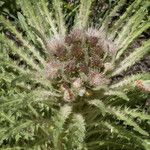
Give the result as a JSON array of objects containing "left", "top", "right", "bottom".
[
  {"left": 72, "top": 78, "right": 83, "bottom": 89},
  {"left": 89, "top": 70, "right": 110, "bottom": 86},
  {"left": 45, "top": 60, "right": 62, "bottom": 79},
  {"left": 97, "top": 37, "right": 116, "bottom": 55},
  {"left": 103, "top": 62, "right": 114, "bottom": 74},
  {"left": 86, "top": 28, "right": 101, "bottom": 39},
  {"left": 69, "top": 28, "right": 85, "bottom": 43},
  {"left": 45, "top": 35, "right": 66, "bottom": 58}
]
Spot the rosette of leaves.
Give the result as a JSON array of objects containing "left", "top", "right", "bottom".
[{"left": 0, "top": 0, "right": 150, "bottom": 150}]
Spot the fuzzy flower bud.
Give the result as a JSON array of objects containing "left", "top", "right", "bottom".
[
  {"left": 89, "top": 71, "right": 109, "bottom": 86},
  {"left": 72, "top": 78, "right": 82, "bottom": 89},
  {"left": 71, "top": 44, "right": 84, "bottom": 59},
  {"left": 65, "top": 59, "right": 77, "bottom": 73},
  {"left": 104, "top": 62, "right": 114, "bottom": 73},
  {"left": 60, "top": 84, "right": 74, "bottom": 102},
  {"left": 46, "top": 36, "right": 67, "bottom": 59},
  {"left": 67, "top": 28, "right": 85, "bottom": 44},
  {"left": 90, "top": 54, "right": 103, "bottom": 68},
  {"left": 135, "top": 80, "right": 150, "bottom": 92},
  {"left": 86, "top": 28, "right": 100, "bottom": 46},
  {"left": 45, "top": 61, "right": 62, "bottom": 79}
]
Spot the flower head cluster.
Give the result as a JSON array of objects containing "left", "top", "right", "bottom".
[{"left": 45, "top": 28, "right": 115, "bottom": 101}]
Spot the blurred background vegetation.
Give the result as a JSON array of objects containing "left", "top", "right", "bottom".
[
  {"left": 0, "top": 0, "right": 19, "bottom": 17},
  {"left": 0, "top": 0, "right": 115, "bottom": 19},
  {"left": 0, "top": 0, "right": 119, "bottom": 35}
]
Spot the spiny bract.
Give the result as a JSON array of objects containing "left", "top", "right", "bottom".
[{"left": 0, "top": 0, "right": 150, "bottom": 150}]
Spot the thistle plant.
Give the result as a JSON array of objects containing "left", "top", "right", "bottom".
[{"left": 0, "top": 0, "right": 150, "bottom": 150}]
